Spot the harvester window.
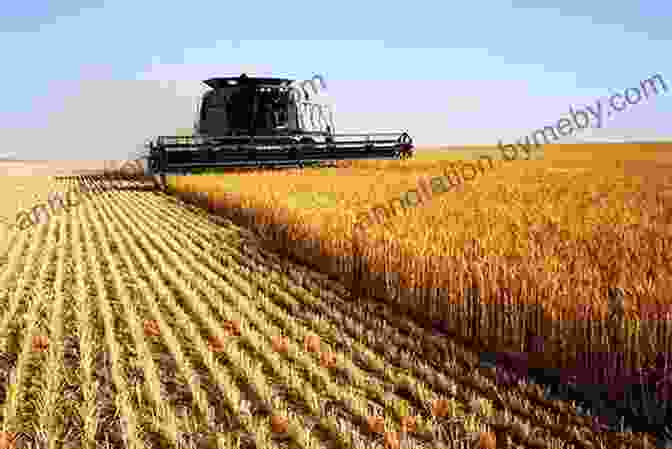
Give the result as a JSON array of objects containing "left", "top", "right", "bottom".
[{"left": 228, "top": 89, "right": 254, "bottom": 130}]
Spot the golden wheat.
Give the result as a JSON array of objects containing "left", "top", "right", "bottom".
[{"left": 0, "top": 170, "right": 661, "bottom": 448}]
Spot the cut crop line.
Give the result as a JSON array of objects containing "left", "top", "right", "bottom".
[
  {"left": 93, "top": 187, "right": 335, "bottom": 449},
  {"left": 90, "top": 197, "right": 212, "bottom": 431},
  {"left": 87, "top": 188, "right": 277, "bottom": 449},
  {"left": 109, "top": 193, "right": 358, "bottom": 397},
  {"left": 119, "top": 233, "right": 365, "bottom": 448},
  {"left": 115, "top": 193, "right": 411, "bottom": 407},
  {"left": 92, "top": 199, "right": 244, "bottom": 437},
  {"left": 110, "top": 190, "right": 441, "bottom": 442},
  {"left": 110, "top": 187, "right": 374, "bottom": 445},
  {"left": 85, "top": 193, "right": 181, "bottom": 446},
  {"left": 79, "top": 197, "right": 142, "bottom": 449},
  {"left": 34, "top": 210, "right": 70, "bottom": 449},
  {"left": 128, "top": 197, "right": 403, "bottom": 426},
  {"left": 71, "top": 205, "right": 98, "bottom": 448}
]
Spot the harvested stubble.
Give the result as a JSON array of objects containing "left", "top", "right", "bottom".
[{"left": 170, "top": 143, "right": 672, "bottom": 407}]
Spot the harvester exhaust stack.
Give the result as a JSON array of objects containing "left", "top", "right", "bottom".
[{"left": 145, "top": 74, "right": 413, "bottom": 179}]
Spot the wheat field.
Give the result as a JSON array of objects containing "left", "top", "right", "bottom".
[
  {"left": 169, "top": 144, "right": 672, "bottom": 358},
  {"left": 0, "top": 174, "right": 658, "bottom": 448}
]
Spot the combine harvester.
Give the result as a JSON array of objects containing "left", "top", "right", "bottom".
[{"left": 145, "top": 73, "right": 414, "bottom": 189}]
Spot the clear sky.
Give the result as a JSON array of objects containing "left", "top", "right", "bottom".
[{"left": 1, "top": 0, "right": 671, "bottom": 160}]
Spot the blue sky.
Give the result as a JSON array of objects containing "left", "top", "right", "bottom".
[{"left": 1, "top": 0, "right": 671, "bottom": 160}]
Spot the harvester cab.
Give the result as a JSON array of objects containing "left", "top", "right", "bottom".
[
  {"left": 145, "top": 73, "right": 413, "bottom": 184},
  {"left": 196, "top": 74, "right": 312, "bottom": 137}
]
